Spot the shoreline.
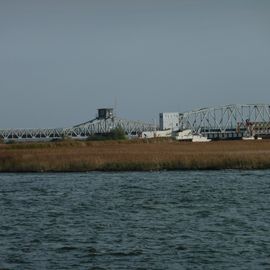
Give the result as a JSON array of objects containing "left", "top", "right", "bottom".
[{"left": 1, "top": 139, "right": 270, "bottom": 172}]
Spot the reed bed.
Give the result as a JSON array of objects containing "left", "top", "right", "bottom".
[{"left": 0, "top": 139, "right": 270, "bottom": 172}]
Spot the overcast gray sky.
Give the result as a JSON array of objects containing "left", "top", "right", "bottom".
[{"left": 0, "top": 0, "right": 270, "bottom": 128}]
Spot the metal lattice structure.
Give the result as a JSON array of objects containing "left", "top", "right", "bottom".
[
  {"left": 0, "top": 116, "right": 156, "bottom": 141},
  {"left": 63, "top": 117, "right": 157, "bottom": 138},
  {"left": 179, "top": 104, "right": 270, "bottom": 138},
  {"left": 1, "top": 104, "right": 270, "bottom": 141}
]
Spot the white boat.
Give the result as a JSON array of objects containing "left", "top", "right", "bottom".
[
  {"left": 174, "top": 129, "right": 193, "bottom": 141},
  {"left": 192, "top": 134, "right": 212, "bottom": 142},
  {"left": 175, "top": 130, "right": 211, "bottom": 142},
  {"left": 242, "top": 136, "right": 262, "bottom": 140},
  {"left": 242, "top": 136, "right": 255, "bottom": 140}
]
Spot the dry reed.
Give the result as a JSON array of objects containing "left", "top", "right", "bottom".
[{"left": 0, "top": 139, "right": 270, "bottom": 172}]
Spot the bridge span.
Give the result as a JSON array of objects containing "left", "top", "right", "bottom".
[
  {"left": 179, "top": 104, "right": 270, "bottom": 139},
  {"left": 0, "top": 108, "right": 156, "bottom": 141},
  {"left": 1, "top": 104, "right": 270, "bottom": 141}
]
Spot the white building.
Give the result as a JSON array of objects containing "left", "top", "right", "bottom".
[{"left": 159, "top": 112, "right": 180, "bottom": 131}]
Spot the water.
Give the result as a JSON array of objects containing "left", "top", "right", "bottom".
[{"left": 1, "top": 171, "right": 270, "bottom": 270}]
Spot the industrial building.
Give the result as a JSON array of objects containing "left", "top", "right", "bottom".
[{"left": 159, "top": 112, "right": 180, "bottom": 131}]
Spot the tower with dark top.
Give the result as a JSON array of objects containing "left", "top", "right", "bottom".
[{"left": 97, "top": 108, "right": 114, "bottom": 119}]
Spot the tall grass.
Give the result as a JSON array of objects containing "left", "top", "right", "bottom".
[{"left": 0, "top": 139, "right": 270, "bottom": 172}]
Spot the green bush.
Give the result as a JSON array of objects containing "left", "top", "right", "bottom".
[
  {"left": 110, "top": 126, "right": 126, "bottom": 140},
  {"left": 87, "top": 126, "right": 127, "bottom": 141}
]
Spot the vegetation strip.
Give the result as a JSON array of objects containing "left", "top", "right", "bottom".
[{"left": 0, "top": 139, "right": 270, "bottom": 172}]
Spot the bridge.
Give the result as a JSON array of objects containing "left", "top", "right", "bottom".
[
  {"left": 0, "top": 108, "right": 157, "bottom": 141},
  {"left": 179, "top": 104, "right": 270, "bottom": 139},
  {"left": 1, "top": 104, "right": 270, "bottom": 141}
]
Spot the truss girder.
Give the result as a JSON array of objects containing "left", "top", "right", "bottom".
[
  {"left": 180, "top": 104, "right": 270, "bottom": 135},
  {"left": 0, "top": 117, "right": 156, "bottom": 140},
  {"left": 1, "top": 104, "right": 270, "bottom": 141}
]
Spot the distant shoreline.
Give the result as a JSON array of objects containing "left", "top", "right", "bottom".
[{"left": 1, "top": 139, "right": 270, "bottom": 172}]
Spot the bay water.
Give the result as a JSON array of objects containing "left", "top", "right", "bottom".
[{"left": 1, "top": 171, "right": 270, "bottom": 269}]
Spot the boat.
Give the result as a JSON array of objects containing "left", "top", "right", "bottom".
[
  {"left": 192, "top": 134, "right": 212, "bottom": 142},
  {"left": 242, "top": 136, "right": 262, "bottom": 140},
  {"left": 242, "top": 136, "right": 255, "bottom": 140},
  {"left": 175, "top": 129, "right": 211, "bottom": 142}
]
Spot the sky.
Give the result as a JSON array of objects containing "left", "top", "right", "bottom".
[{"left": 0, "top": 0, "right": 270, "bottom": 128}]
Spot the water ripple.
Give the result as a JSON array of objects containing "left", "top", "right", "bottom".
[{"left": 0, "top": 171, "right": 270, "bottom": 269}]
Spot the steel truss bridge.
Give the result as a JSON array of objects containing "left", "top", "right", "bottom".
[
  {"left": 179, "top": 104, "right": 270, "bottom": 139},
  {"left": 0, "top": 117, "right": 156, "bottom": 141},
  {"left": 1, "top": 104, "right": 270, "bottom": 141}
]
